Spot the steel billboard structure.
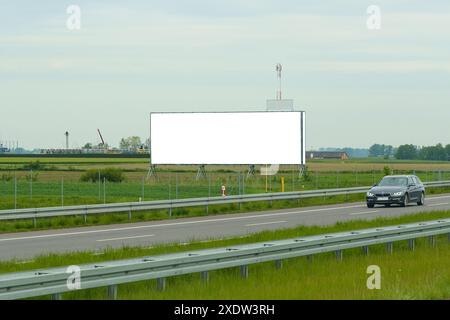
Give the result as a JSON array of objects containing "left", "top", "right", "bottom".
[{"left": 149, "top": 111, "right": 306, "bottom": 165}]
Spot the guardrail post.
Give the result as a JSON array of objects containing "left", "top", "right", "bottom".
[
  {"left": 386, "top": 242, "right": 393, "bottom": 255},
  {"left": 84, "top": 207, "right": 87, "bottom": 223},
  {"left": 51, "top": 293, "right": 62, "bottom": 300},
  {"left": 128, "top": 205, "right": 132, "bottom": 220},
  {"left": 240, "top": 265, "right": 249, "bottom": 279},
  {"left": 275, "top": 260, "right": 283, "bottom": 269},
  {"left": 335, "top": 250, "right": 343, "bottom": 261},
  {"left": 408, "top": 239, "right": 415, "bottom": 251},
  {"left": 157, "top": 277, "right": 166, "bottom": 291},
  {"left": 201, "top": 271, "right": 209, "bottom": 283},
  {"left": 428, "top": 235, "right": 436, "bottom": 248},
  {"left": 362, "top": 246, "right": 369, "bottom": 256},
  {"left": 169, "top": 207, "right": 172, "bottom": 217},
  {"left": 107, "top": 284, "right": 118, "bottom": 300}
]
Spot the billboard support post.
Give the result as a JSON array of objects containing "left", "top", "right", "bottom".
[
  {"left": 196, "top": 165, "right": 207, "bottom": 181},
  {"left": 147, "top": 165, "right": 157, "bottom": 179},
  {"left": 246, "top": 165, "right": 256, "bottom": 179}
]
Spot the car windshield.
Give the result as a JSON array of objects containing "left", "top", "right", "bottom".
[{"left": 378, "top": 177, "right": 408, "bottom": 187}]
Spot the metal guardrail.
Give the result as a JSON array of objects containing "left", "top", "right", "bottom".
[
  {"left": 0, "top": 218, "right": 449, "bottom": 300},
  {"left": 0, "top": 181, "right": 449, "bottom": 222}
]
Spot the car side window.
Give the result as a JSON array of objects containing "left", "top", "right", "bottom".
[
  {"left": 408, "top": 177, "right": 415, "bottom": 185},
  {"left": 415, "top": 176, "right": 422, "bottom": 185}
]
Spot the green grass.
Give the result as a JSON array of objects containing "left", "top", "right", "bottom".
[
  {"left": 1, "top": 210, "right": 449, "bottom": 300},
  {"left": 1, "top": 170, "right": 450, "bottom": 211}
]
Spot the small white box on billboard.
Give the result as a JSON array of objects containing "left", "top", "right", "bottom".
[{"left": 150, "top": 111, "right": 306, "bottom": 165}]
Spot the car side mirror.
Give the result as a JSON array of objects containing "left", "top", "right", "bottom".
[
  {"left": 408, "top": 184, "right": 414, "bottom": 188},
  {"left": 372, "top": 184, "right": 377, "bottom": 187}
]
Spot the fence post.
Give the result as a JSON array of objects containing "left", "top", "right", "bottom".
[
  {"left": 14, "top": 174, "right": 17, "bottom": 210},
  {"left": 51, "top": 293, "right": 62, "bottom": 300},
  {"left": 61, "top": 177, "right": 64, "bottom": 207},
  {"left": 103, "top": 177, "right": 106, "bottom": 204},
  {"left": 408, "top": 239, "right": 415, "bottom": 251},
  {"left": 175, "top": 173, "right": 178, "bottom": 200},
  {"left": 240, "top": 265, "right": 249, "bottom": 279},
  {"left": 30, "top": 169, "right": 33, "bottom": 201},
  {"left": 429, "top": 235, "right": 436, "bottom": 248},
  {"left": 362, "top": 246, "right": 369, "bottom": 256},
  {"left": 107, "top": 285, "right": 118, "bottom": 300},
  {"left": 141, "top": 176, "right": 145, "bottom": 201},
  {"left": 98, "top": 171, "right": 101, "bottom": 200},
  {"left": 33, "top": 210, "right": 37, "bottom": 228},
  {"left": 275, "top": 260, "right": 283, "bottom": 269},
  {"left": 238, "top": 173, "right": 241, "bottom": 210},
  {"left": 157, "top": 278, "right": 166, "bottom": 291},
  {"left": 336, "top": 171, "right": 339, "bottom": 188},
  {"left": 386, "top": 242, "right": 393, "bottom": 254},
  {"left": 335, "top": 250, "right": 343, "bottom": 261},
  {"left": 201, "top": 271, "right": 209, "bottom": 284}
]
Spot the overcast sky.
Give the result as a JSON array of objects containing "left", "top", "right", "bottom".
[{"left": 1, "top": 1, "right": 449, "bottom": 150}]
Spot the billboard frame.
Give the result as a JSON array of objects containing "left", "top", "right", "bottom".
[{"left": 149, "top": 110, "right": 306, "bottom": 167}]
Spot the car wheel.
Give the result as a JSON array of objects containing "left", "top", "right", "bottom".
[
  {"left": 367, "top": 203, "right": 375, "bottom": 208},
  {"left": 384, "top": 203, "right": 390, "bottom": 207},
  {"left": 417, "top": 192, "right": 425, "bottom": 206},
  {"left": 401, "top": 194, "right": 409, "bottom": 207}
]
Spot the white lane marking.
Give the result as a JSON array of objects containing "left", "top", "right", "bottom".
[
  {"left": 427, "top": 203, "right": 449, "bottom": 207},
  {"left": 245, "top": 221, "right": 287, "bottom": 227},
  {"left": 0, "top": 204, "right": 363, "bottom": 242},
  {"left": 96, "top": 234, "right": 155, "bottom": 242},
  {"left": 427, "top": 195, "right": 450, "bottom": 200},
  {"left": 349, "top": 210, "right": 379, "bottom": 216}
]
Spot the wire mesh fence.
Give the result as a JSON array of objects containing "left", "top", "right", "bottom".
[{"left": 0, "top": 169, "right": 449, "bottom": 210}]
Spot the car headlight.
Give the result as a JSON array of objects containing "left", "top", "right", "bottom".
[
  {"left": 367, "top": 192, "right": 374, "bottom": 197},
  {"left": 392, "top": 191, "right": 403, "bottom": 196}
]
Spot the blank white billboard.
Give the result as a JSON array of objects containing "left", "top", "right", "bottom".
[{"left": 150, "top": 111, "right": 306, "bottom": 165}]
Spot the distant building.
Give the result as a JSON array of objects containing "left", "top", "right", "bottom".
[
  {"left": 306, "top": 151, "right": 349, "bottom": 160},
  {"left": 0, "top": 144, "right": 9, "bottom": 153}
]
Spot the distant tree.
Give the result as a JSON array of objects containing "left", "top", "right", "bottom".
[
  {"left": 119, "top": 136, "right": 142, "bottom": 149},
  {"left": 418, "top": 143, "right": 447, "bottom": 161},
  {"left": 395, "top": 144, "right": 418, "bottom": 160},
  {"left": 83, "top": 143, "right": 93, "bottom": 149},
  {"left": 369, "top": 144, "right": 384, "bottom": 157},
  {"left": 369, "top": 144, "right": 394, "bottom": 158},
  {"left": 119, "top": 138, "right": 128, "bottom": 149},
  {"left": 446, "top": 144, "right": 450, "bottom": 160}
]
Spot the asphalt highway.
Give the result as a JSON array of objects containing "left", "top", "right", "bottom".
[{"left": 0, "top": 194, "right": 449, "bottom": 261}]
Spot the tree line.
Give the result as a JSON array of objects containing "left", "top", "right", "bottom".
[{"left": 369, "top": 143, "right": 450, "bottom": 161}]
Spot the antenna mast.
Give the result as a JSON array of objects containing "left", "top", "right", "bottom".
[{"left": 276, "top": 63, "right": 282, "bottom": 100}]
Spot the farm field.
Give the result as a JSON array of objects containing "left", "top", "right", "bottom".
[
  {"left": 1, "top": 166, "right": 449, "bottom": 211},
  {"left": 1, "top": 210, "right": 449, "bottom": 300},
  {"left": 2, "top": 157, "right": 450, "bottom": 172}
]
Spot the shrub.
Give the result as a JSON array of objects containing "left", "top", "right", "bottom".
[
  {"left": 25, "top": 171, "right": 39, "bottom": 182},
  {"left": 383, "top": 165, "right": 392, "bottom": 176},
  {"left": 0, "top": 173, "right": 13, "bottom": 182},
  {"left": 80, "top": 168, "right": 125, "bottom": 183},
  {"left": 23, "top": 161, "right": 45, "bottom": 170}
]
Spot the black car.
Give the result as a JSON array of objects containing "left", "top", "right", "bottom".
[{"left": 366, "top": 175, "right": 425, "bottom": 208}]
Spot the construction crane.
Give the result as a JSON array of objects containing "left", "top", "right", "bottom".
[{"left": 97, "top": 129, "right": 106, "bottom": 149}]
